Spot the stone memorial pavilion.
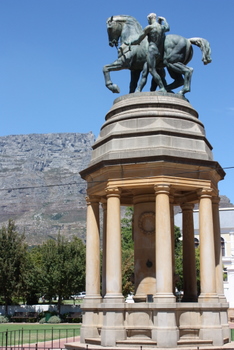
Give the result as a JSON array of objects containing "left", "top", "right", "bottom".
[{"left": 65, "top": 13, "right": 231, "bottom": 350}]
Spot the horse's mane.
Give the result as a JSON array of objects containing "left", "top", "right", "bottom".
[{"left": 111, "top": 15, "right": 143, "bottom": 41}]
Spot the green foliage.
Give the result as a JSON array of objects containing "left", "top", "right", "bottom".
[
  {"left": 174, "top": 225, "right": 201, "bottom": 295},
  {"left": 20, "top": 249, "right": 43, "bottom": 305},
  {"left": 195, "top": 247, "right": 201, "bottom": 294},
  {"left": 39, "top": 317, "right": 46, "bottom": 324},
  {"left": 47, "top": 315, "right": 61, "bottom": 323},
  {"left": 30, "top": 234, "right": 86, "bottom": 314},
  {"left": 174, "top": 225, "right": 183, "bottom": 291},
  {"left": 0, "top": 316, "right": 9, "bottom": 323},
  {"left": 121, "top": 207, "right": 134, "bottom": 251},
  {"left": 0, "top": 220, "right": 28, "bottom": 313},
  {"left": 121, "top": 207, "right": 134, "bottom": 296}
]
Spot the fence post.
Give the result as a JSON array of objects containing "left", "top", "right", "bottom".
[{"left": 5, "top": 330, "right": 8, "bottom": 350}]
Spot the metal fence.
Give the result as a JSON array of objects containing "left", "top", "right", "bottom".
[{"left": 0, "top": 328, "right": 80, "bottom": 350}]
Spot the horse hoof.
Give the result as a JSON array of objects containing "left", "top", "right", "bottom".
[{"left": 112, "top": 84, "right": 120, "bottom": 93}]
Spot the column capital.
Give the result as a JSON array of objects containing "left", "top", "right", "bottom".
[
  {"left": 105, "top": 186, "right": 121, "bottom": 198},
  {"left": 154, "top": 184, "right": 170, "bottom": 195},
  {"left": 181, "top": 202, "right": 194, "bottom": 211},
  {"left": 86, "top": 195, "right": 100, "bottom": 205},
  {"left": 197, "top": 188, "right": 214, "bottom": 199}
]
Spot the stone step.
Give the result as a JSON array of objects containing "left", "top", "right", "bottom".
[
  {"left": 177, "top": 338, "right": 213, "bottom": 347},
  {"left": 116, "top": 338, "right": 157, "bottom": 347},
  {"left": 85, "top": 338, "right": 101, "bottom": 345}
]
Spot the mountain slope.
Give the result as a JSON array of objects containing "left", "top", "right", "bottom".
[{"left": 0, "top": 132, "right": 94, "bottom": 245}]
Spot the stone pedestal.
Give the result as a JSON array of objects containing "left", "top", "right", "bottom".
[{"left": 77, "top": 92, "right": 229, "bottom": 348}]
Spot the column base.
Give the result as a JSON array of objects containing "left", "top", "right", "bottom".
[
  {"left": 101, "top": 327, "right": 126, "bottom": 347},
  {"left": 218, "top": 293, "right": 228, "bottom": 303},
  {"left": 154, "top": 292, "right": 176, "bottom": 303},
  {"left": 80, "top": 308, "right": 102, "bottom": 343},
  {"left": 198, "top": 293, "right": 219, "bottom": 303},
  {"left": 103, "top": 293, "right": 125, "bottom": 303},
  {"left": 152, "top": 309, "right": 178, "bottom": 347},
  {"left": 101, "top": 305, "right": 126, "bottom": 347},
  {"left": 83, "top": 295, "right": 102, "bottom": 306}
]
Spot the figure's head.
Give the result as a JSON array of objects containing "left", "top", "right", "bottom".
[{"left": 147, "top": 13, "right": 156, "bottom": 24}]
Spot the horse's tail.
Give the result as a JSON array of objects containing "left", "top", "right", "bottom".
[{"left": 189, "top": 37, "right": 212, "bottom": 65}]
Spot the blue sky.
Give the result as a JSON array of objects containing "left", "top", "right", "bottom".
[{"left": 0, "top": 0, "right": 234, "bottom": 203}]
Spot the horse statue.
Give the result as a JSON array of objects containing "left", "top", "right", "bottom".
[{"left": 103, "top": 15, "right": 212, "bottom": 96}]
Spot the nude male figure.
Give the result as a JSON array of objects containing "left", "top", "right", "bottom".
[{"left": 127, "top": 13, "right": 170, "bottom": 91}]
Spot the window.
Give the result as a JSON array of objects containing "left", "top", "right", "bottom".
[{"left": 221, "top": 237, "right": 225, "bottom": 257}]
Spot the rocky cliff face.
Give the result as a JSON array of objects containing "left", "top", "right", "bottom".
[{"left": 0, "top": 132, "right": 94, "bottom": 245}]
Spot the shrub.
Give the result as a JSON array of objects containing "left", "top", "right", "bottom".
[
  {"left": 39, "top": 317, "right": 46, "bottom": 324},
  {"left": 0, "top": 316, "right": 9, "bottom": 323},
  {"left": 47, "top": 315, "right": 61, "bottom": 323}
]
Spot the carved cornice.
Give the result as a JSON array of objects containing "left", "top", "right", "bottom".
[{"left": 197, "top": 188, "right": 214, "bottom": 199}]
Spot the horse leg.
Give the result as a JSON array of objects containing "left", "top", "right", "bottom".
[
  {"left": 103, "top": 58, "right": 126, "bottom": 93},
  {"left": 180, "top": 66, "right": 193, "bottom": 95},
  {"left": 165, "top": 62, "right": 193, "bottom": 96},
  {"left": 166, "top": 68, "right": 184, "bottom": 91},
  {"left": 130, "top": 70, "right": 141, "bottom": 93}
]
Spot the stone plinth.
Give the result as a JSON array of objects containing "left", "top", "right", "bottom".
[{"left": 90, "top": 92, "right": 213, "bottom": 166}]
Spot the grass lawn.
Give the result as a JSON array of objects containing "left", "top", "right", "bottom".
[
  {"left": 0, "top": 324, "right": 81, "bottom": 346},
  {"left": 0, "top": 324, "right": 81, "bottom": 332}
]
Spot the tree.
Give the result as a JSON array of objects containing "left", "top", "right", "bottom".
[
  {"left": 174, "top": 225, "right": 201, "bottom": 295},
  {"left": 174, "top": 225, "right": 183, "bottom": 291},
  {"left": 20, "top": 247, "right": 44, "bottom": 304},
  {"left": 33, "top": 235, "right": 86, "bottom": 314},
  {"left": 121, "top": 207, "right": 134, "bottom": 296},
  {"left": 0, "top": 220, "right": 27, "bottom": 314}
]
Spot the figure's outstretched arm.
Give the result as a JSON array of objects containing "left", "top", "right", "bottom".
[{"left": 125, "top": 25, "right": 150, "bottom": 46}]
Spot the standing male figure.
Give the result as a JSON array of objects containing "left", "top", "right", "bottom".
[{"left": 127, "top": 13, "right": 170, "bottom": 91}]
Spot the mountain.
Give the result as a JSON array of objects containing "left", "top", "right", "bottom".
[{"left": 0, "top": 132, "right": 95, "bottom": 245}]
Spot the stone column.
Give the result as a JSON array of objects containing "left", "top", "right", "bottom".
[
  {"left": 102, "top": 201, "right": 107, "bottom": 297},
  {"left": 181, "top": 203, "right": 197, "bottom": 302},
  {"left": 105, "top": 187, "right": 124, "bottom": 301},
  {"left": 212, "top": 196, "right": 226, "bottom": 301},
  {"left": 85, "top": 196, "right": 101, "bottom": 299},
  {"left": 198, "top": 189, "right": 218, "bottom": 302},
  {"left": 154, "top": 185, "right": 175, "bottom": 302},
  {"left": 101, "top": 187, "right": 125, "bottom": 347},
  {"left": 152, "top": 185, "right": 177, "bottom": 348},
  {"left": 80, "top": 196, "right": 101, "bottom": 343}
]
